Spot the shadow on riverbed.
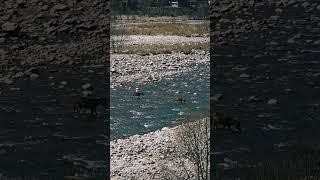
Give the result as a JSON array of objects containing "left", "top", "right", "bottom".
[
  {"left": 211, "top": 0, "right": 320, "bottom": 178},
  {"left": 0, "top": 64, "right": 108, "bottom": 179}
]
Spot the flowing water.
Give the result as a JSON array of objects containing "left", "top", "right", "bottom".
[{"left": 110, "top": 63, "right": 210, "bottom": 140}]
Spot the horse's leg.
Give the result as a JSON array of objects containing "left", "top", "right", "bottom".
[
  {"left": 74, "top": 103, "right": 78, "bottom": 113},
  {"left": 213, "top": 121, "right": 217, "bottom": 129}
]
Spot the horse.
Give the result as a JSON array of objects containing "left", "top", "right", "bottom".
[
  {"left": 175, "top": 91, "right": 186, "bottom": 103},
  {"left": 212, "top": 112, "right": 241, "bottom": 133},
  {"left": 73, "top": 97, "right": 107, "bottom": 115},
  {"left": 133, "top": 88, "right": 144, "bottom": 98},
  {"left": 176, "top": 96, "right": 186, "bottom": 103}
]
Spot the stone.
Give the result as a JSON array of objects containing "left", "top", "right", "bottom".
[
  {"left": 82, "top": 83, "right": 92, "bottom": 90},
  {"left": 30, "top": 73, "right": 39, "bottom": 79},
  {"left": 268, "top": 99, "right": 279, "bottom": 105},
  {"left": 213, "top": 93, "right": 223, "bottom": 101},
  {"left": 3, "top": 78, "right": 13, "bottom": 84},
  {"left": 1, "top": 22, "right": 19, "bottom": 32},
  {"left": 248, "top": 96, "right": 260, "bottom": 102},
  {"left": 60, "top": 81, "right": 67, "bottom": 85},
  {"left": 0, "top": 38, "right": 5, "bottom": 43},
  {"left": 52, "top": 4, "right": 69, "bottom": 11},
  {"left": 239, "top": 73, "right": 250, "bottom": 78},
  {"left": 13, "top": 72, "right": 24, "bottom": 78}
]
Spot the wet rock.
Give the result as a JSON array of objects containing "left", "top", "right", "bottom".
[
  {"left": 13, "top": 72, "right": 24, "bottom": 78},
  {"left": 60, "top": 81, "right": 67, "bottom": 85},
  {"left": 213, "top": 93, "right": 223, "bottom": 101},
  {"left": 301, "top": 2, "right": 310, "bottom": 8},
  {"left": 41, "top": 5, "right": 49, "bottom": 11},
  {"left": 82, "top": 90, "right": 92, "bottom": 97},
  {"left": 81, "top": 83, "right": 93, "bottom": 90},
  {"left": 25, "top": 68, "right": 39, "bottom": 75},
  {"left": 268, "top": 98, "right": 279, "bottom": 105},
  {"left": 52, "top": 4, "right": 69, "bottom": 11},
  {"left": 248, "top": 96, "right": 260, "bottom": 102},
  {"left": 30, "top": 73, "right": 39, "bottom": 79},
  {"left": 1, "top": 22, "right": 19, "bottom": 33},
  {"left": 313, "top": 40, "right": 320, "bottom": 45},
  {"left": 3, "top": 77, "right": 13, "bottom": 85},
  {"left": 0, "top": 38, "right": 5, "bottom": 43},
  {"left": 239, "top": 73, "right": 250, "bottom": 78}
]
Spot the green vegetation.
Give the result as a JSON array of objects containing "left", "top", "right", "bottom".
[{"left": 112, "top": 42, "right": 209, "bottom": 55}]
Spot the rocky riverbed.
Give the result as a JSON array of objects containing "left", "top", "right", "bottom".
[
  {"left": 111, "top": 50, "right": 209, "bottom": 87},
  {"left": 211, "top": 0, "right": 320, "bottom": 178},
  {"left": 110, "top": 119, "right": 210, "bottom": 180},
  {"left": 111, "top": 35, "right": 209, "bottom": 46},
  {"left": 0, "top": 0, "right": 109, "bottom": 178}
]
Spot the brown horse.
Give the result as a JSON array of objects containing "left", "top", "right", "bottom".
[
  {"left": 133, "top": 88, "right": 144, "bottom": 98},
  {"left": 74, "top": 97, "right": 107, "bottom": 115},
  {"left": 212, "top": 112, "right": 241, "bottom": 133},
  {"left": 176, "top": 96, "right": 186, "bottom": 103},
  {"left": 175, "top": 91, "right": 186, "bottom": 103}
]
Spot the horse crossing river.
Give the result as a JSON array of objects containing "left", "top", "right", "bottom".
[{"left": 110, "top": 63, "right": 210, "bottom": 140}]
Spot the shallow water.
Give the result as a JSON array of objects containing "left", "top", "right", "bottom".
[{"left": 110, "top": 63, "right": 209, "bottom": 140}]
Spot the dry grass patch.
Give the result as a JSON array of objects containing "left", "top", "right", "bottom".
[
  {"left": 112, "top": 42, "right": 209, "bottom": 55},
  {"left": 114, "top": 23, "right": 209, "bottom": 37}
]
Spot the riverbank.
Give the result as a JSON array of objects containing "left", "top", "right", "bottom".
[
  {"left": 110, "top": 118, "right": 210, "bottom": 180},
  {"left": 111, "top": 35, "right": 209, "bottom": 46},
  {"left": 111, "top": 50, "right": 209, "bottom": 87}
]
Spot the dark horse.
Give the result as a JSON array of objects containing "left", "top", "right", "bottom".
[
  {"left": 74, "top": 97, "right": 107, "bottom": 115},
  {"left": 133, "top": 88, "right": 143, "bottom": 98},
  {"left": 212, "top": 112, "right": 241, "bottom": 133},
  {"left": 175, "top": 91, "right": 186, "bottom": 103},
  {"left": 176, "top": 96, "right": 186, "bottom": 103}
]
